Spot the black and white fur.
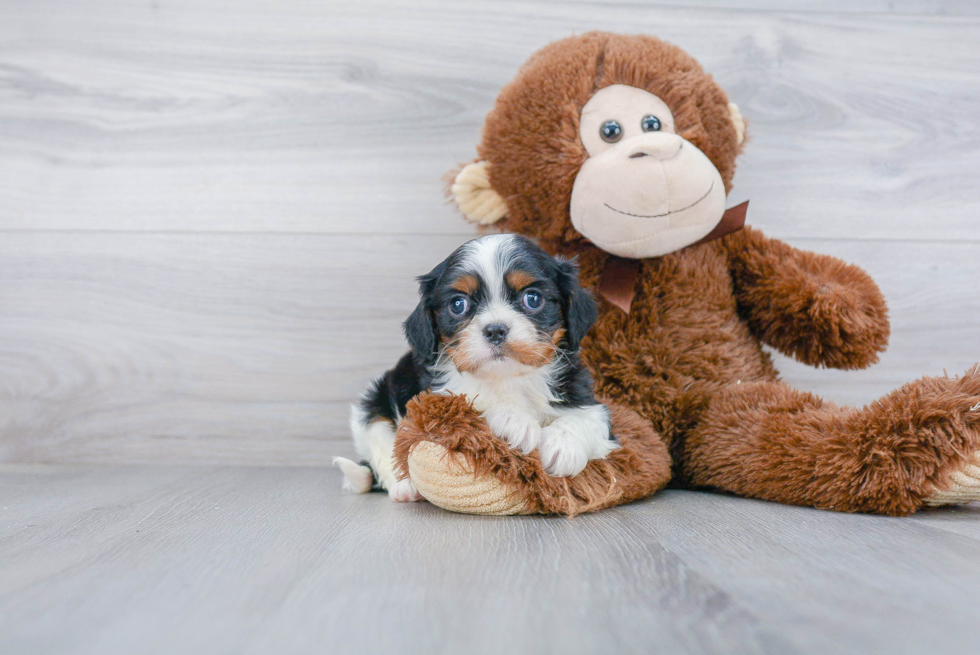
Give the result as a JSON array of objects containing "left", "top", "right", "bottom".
[{"left": 335, "top": 234, "right": 616, "bottom": 502}]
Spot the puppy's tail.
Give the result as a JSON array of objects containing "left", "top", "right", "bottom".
[{"left": 333, "top": 457, "right": 375, "bottom": 493}]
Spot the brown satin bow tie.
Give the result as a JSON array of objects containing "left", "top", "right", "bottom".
[{"left": 597, "top": 201, "right": 749, "bottom": 313}]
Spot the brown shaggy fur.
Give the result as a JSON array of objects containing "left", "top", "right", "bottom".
[
  {"left": 479, "top": 32, "right": 742, "bottom": 247},
  {"left": 411, "top": 31, "right": 980, "bottom": 516},
  {"left": 679, "top": 368, "right": 980, "bottom": 515},
  {"left": 394, "top": 393, "right": 672, "bottom": 517}
]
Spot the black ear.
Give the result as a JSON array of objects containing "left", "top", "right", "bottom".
[
  {"left": 404, "top": 301, "right": 437, "bottom": 364},
  {"left": 555, "top": 256, "right": 598, "bottom": 350},
  {"left": 402, "top": 259, "right": 447, "bottom": 365}
]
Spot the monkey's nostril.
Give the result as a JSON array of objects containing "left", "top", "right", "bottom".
[{"left": 629, "top": 152, "right": 648, "bottom": 159}]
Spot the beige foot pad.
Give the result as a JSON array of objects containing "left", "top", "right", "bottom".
[
  {"left": 926, "top": 452, "right": 980, "bottom": 506},
  {"left": 407, "top": 441, "right": 535, "bottom": 516}
]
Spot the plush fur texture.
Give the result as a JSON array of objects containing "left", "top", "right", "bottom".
[
  {"left": 407, "top": 31, "right": 980, "bottom": 516},
  {"left": 394, "top": 392, "right": 671, "bottom": 517},
  {"left": 479, "top": 32, "right": 742, "bottom": 248},
  {"left": 679, "top": 367, "right": 980, "bottom": 515}
]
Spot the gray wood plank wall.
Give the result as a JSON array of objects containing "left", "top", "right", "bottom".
[{"left": 1, "top": 0, "right": 978, "bottom": 465}]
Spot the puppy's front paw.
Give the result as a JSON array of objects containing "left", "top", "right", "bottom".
[
  {"left": 388, "top": 477, "right": 423, "bottom": 503},
  {"left": 484, "top": 406, "right": 541, "bottom": 454},
  {"left": 539, "top": 425, "right": 590, "bottom": 477}
]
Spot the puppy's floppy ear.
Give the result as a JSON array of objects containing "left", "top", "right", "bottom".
[
  {"left": 555, "top": 256, "right": 598, "bottom": 350},
  {"left": 404, "top": 302, "right": 436, "bottom": 364},
  {"left": 403, "top": 260, "right": 447, "bottom": 364}
]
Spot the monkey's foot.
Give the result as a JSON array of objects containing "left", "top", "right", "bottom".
[
  {"left": 393, "top": 392, "right": 671, "bottom": 517},
  {"left": 408, "top": 441, "right": 534, "bottom": 515},
  {"left": 926, "top": 452, "right": 980, "bottom": 506}
]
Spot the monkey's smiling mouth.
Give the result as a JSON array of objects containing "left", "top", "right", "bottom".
[{"left": 603, "top": 181, "right": 714, "bottom": 219}]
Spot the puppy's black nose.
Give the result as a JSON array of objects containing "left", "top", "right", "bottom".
[{"left": 483, "top": 323, "right": 509, "bottom": 345}]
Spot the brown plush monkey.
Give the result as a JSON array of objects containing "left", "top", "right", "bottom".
[{"left": 394, "top": 32, "right": 980, "bottom": 516}]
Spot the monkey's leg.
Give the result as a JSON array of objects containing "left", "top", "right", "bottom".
[
  {"left": 394, "top": 392, "right": 671, "bottom": 516},
  {"left": 677, "top": 367, "right": 980, "bottom": 515}
]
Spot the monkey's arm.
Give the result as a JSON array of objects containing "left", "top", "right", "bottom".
[{"left": 724, "top": 226, "right": 889, "bottom": 370}]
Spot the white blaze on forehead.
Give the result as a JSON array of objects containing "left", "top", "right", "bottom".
[
  {"left": 458, "top": 233, "right": 519, "bottom": 301},
  {"left": 458, "top": 233, "right": 535, "bottom": 338}
]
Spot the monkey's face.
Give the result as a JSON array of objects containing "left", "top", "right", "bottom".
[
  {"left": 451, "top": 32, "right": 745, "bottom": 257},
  {"left": 570, "top": 85, "right": 727, "bottom": 259}
]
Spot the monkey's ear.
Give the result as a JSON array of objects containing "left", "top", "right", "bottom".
[
  {"left": 450, "top": 161, "right": 508, "bottom": 225},
  {"left": 728, "top": 103, "right": 746, "bottom": 146}
]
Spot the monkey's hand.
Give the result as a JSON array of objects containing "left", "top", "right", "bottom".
[{"left": 726, "top": 226, "right": 890, "bottom": 370}]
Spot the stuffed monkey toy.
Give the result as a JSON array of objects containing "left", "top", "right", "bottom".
[{"left": 394, "top": 31, "right": 980, "bottom": 516}]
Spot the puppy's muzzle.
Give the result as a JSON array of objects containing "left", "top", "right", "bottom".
[{"left": 483, "top": 323, "right": 509, "bottom": 345}]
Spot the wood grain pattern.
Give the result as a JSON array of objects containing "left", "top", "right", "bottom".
[
  {"left": 613, "top": 0, "right": 980, "bottom": 12},
  {"left": 3, "top": 465, "right": 980, "bottom": 655},
  {"left": 1, "top": 2, "right": 979, "bottom": 240},
  {"left": 2, "top": 4, "right": 978, "bottom": 654},
  {"left": 0, "top": 232, "right": 462, "bottom": 464},
  {"left": 0, "top": 1, "right": 978, "bottom": 465},
  {"left": 0, "top": 233, "right": 975, "bottom": 465},
  {"left": 623, "top": 491, "right": 980, "bottom": 654}
]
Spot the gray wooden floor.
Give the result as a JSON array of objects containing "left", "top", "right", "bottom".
[
  {"left": 3, "top": 465, "right": 980, "bottom": 655},
  {"left": 2, "top": 0, "right": 980, "bottom": 653}
]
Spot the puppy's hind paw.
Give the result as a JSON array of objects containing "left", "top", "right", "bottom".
[
  {"left": 388, "top": 477, "right": 424, "bottom": 503},
  {"left": 333, "top": 457, "right": 374, "bottom": 493}
]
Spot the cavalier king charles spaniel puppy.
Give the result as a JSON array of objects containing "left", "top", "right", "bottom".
[{"left": 335, "top": 234, "right": 617, "bottom": 501}]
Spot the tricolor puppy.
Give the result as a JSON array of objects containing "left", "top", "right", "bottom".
[{"left": 335, "top": 234, "right": 617, "bottom": 502}]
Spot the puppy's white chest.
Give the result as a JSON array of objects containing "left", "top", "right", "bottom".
[{"left": 435, "top": 367, "right": 559, "bottom": 424}]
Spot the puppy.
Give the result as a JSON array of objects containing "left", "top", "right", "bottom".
[{"left": 334, "top": 234, "right": 617, "bottom": 502}]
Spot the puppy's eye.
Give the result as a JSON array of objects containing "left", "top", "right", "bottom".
[
  {"left": 449, "top": 296, "right": 469, "bottom": 316},
  {"left": 522, "top": 290, "right": 543, "bottom": 312},
  {"left": 600, "top": 120, "right": 623, "bottom": 143},
  {"left": 641, "top": 115, "right": 662, "bottom": 132}
]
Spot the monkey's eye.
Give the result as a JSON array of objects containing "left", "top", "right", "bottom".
[
  {"left": 641, "top": 115, "right": 662, "bottom": 132},
  {"left": 521, "top": 290, "right": 544, "bottom": 312},
  {"left": 600, "top": 120, "right": 623, "bottom": 143},
  {"left": 449, "top": 296, "right": 469, "bottom": 316}
]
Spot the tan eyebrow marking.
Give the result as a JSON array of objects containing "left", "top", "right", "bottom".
[
  {"left": 506, "top": 270, "right": 536, "bottom": 291},
  {"left": 451, "top": 274, "right": 478, "bottom": 294}
]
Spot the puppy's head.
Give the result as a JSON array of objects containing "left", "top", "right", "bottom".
[{"left": 404, "top": 234, "right": 597, "bottom": 375}]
